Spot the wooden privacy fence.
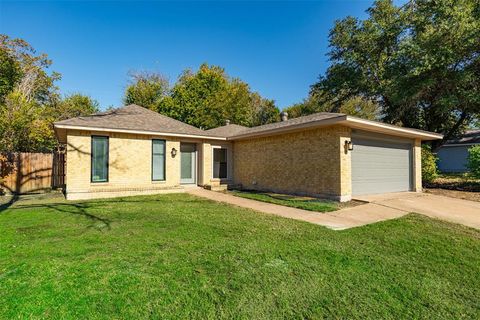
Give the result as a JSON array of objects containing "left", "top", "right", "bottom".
[{"left": 0, "top": 152, "right": 65, "bottom": 195}]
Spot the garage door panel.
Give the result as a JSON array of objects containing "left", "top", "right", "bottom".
[{"left": 352, "top": 136, "right": 412, "bottom": 196}]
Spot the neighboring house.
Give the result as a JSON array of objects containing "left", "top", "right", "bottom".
[
  {"left": 53, "top": 104, "right": 442, "bottom": 201},
  {"left": 437, "top": 129, "right": 480, "bottom": 173}
]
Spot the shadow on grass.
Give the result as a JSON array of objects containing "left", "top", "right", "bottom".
[
  {"left": 0, "top": 196, "right": 208, "bottom": 231},
  {"left": 234, "top": 190, "right": 332, "bottom": 203}
]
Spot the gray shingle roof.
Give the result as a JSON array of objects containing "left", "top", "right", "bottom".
[
  {"left": 54, "top": 104, "right": 207, "bottom": 136},
  {"left": 445, "top": 129, "right": 480, "bottom": 145},
  {"left": 54, "top": 104, "right": 442, "bottom": 140},
  {"left": 204, "top": 124, "right": 249, "bottom": 137},
  {"left": 229, "top": 112, "right": 346, "bottom": 138}
]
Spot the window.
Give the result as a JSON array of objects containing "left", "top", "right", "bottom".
[
  {"left": 91, "top": 136, "right": 108, "bottom": 182},
  {"left": 152, "top": 139, "right": 166, "bottom": 181},
  {"left": 213, "top": 148, "right": 228, "bottom": 179}
]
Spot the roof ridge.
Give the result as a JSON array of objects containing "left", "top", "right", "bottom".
[
  {"left": 126, "top": 104, "right": 204, "bottom": 131},
  {"left": 205, "top": 123, "right": 248, "bottom": 131}
]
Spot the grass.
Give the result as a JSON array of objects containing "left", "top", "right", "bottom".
[
  {"left": 0, "top": 193, "right": 479, "bottom": 319},
  {"left": 229, "top": 190, "right": 343, "bottom": 212}
]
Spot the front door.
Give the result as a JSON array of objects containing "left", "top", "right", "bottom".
[{"left": 180, "top": 143, "right": 196, "bottom": 184}]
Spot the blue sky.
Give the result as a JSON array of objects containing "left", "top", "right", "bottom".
[{"left": 1, "top": 1, "right": 385, "bottom": 110}]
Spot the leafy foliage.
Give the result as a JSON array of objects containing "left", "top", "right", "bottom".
[
  {"left": 53, "top": 93, "right": 99, "bottom": 121},
  {"left": 312, "top": 0, "right": 480, "bottom": 148},
  {"left": 0, "top": 91, "right": 54, "bottom": 152},
  {"left": 124, "top": 71, "right": 170, "bottom": 112},
  {"left": 0, "top": 34, "right": 98, "bottom": 152},
  {"left": 0, "top": 34, "right": 60, "bottom": 105},
  {"left": 124, "top": 64, "right": 279, "bottom": 129},
  {"left": 422, "top": 144, "right": 438, "bottom": 183},
  {"left": 467, "top": 145, "right": 480, "bottom": 178},
  {"left": 284, "top": 92, "right": 380, "bottom": 120}
]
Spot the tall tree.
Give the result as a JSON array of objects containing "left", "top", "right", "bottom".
[
  {"left": 124, "top": 63, "right": 280, "bottom": 129},
  {"left": 284, "top": 92, "right": 380, "bottom": 120},
  {"left": 311, "top": 0, "right": 480, "bottom": 148},
  {"left": 0, "top": 35, "right": 99, "bottom": 152},
  {"left": 169, "top": 64, "right": 229, "bottom": 128},
  {"left": 251, "top": 94, "right": 280, "bottom": 126},
  {"left": 54, "top": 93, "right": 99, "bottom": 121},
  {"left": 0, "top": 34, "right": 60, "bottom": 104},
  {"left": 124, "top": 71, "right": 170, "bottom": 112}
]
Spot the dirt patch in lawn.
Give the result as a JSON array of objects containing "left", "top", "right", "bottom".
[
  {"left": 425, "top": 188, "right": 480, "bottom": 202},
  {"left": 423, "top": 174, "right": 480, "bottom": 202},
  {"left": 424, "top": 174, "right": 480, "bottom": 192}
]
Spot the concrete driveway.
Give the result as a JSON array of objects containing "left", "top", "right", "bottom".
[
  {"left": 189, "top": 189, "right": 479, "bottom": 230},
  {"left": 353, "top": 192, "right": 480, "bottom": 230}
]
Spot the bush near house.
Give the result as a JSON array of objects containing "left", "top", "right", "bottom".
[
  {"left": 422, "top": 145, "right": 438, "bottom": 184},
  {"left": 467, "top": 145, "right": 480, "bottom": 178}
]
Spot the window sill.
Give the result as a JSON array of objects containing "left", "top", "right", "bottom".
[
  {"left": 211, "top": 178, "right": 231, "bottom": 183},
  {"left": 90, "top": 182, "right": 109, "bottom": 186}
]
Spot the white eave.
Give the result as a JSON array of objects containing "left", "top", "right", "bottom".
[
  {"left": 228, "top": 115, "right": 443, "bottom": 141},
  {"left": 53, "top": 124, "right": 227, "bottom": 141},
  {"left": 341, "top": 116, "right": 443, "bottom": 140},
  {"left": 54, "top": 116, "right": 443, "bottom": 142}
]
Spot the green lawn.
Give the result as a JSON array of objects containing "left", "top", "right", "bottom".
[
  {"left": 0, "top": 194, "right": 479, "bottom": 319},
  {"left": 229, "top": 190, "right": 341, "bottom": 212}
]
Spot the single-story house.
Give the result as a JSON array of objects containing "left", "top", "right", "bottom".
[
  {"left": 437, "top": 129, "right": 479, "bottom": 173},
  {"left": 53, "top": 104, "right": 442, "bottom": 201}
]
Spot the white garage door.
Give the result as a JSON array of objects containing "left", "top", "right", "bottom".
[{"left": 352, "top": 135, "right": 413, "bottom": 196}]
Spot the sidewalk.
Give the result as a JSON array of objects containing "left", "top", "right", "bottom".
[{"left": 187, "top": 188, "right": 407, "bottom": 230}]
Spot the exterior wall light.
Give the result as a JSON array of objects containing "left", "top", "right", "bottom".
[
  {"left": 171, "top": 147, "right": 178, "bottom": 158},
  {"left": 345, "top": 140, "right": 353, "bottom": 151}
]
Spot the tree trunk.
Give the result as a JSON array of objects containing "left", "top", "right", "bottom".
[{"left": 431, "top": 112, "right": 468, "bottom": 152}]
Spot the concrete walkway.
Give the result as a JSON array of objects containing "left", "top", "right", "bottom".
[
  {"left": 356, "top": 192, "right": 480, "bottom": 230},
  {"left": 187, "top": 189, "right": 407, "bottom": 230},
  {"left": 188, "top": 189, "right": 480, "bottom": 230}
]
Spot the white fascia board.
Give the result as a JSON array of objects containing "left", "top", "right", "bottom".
[
  {"left": 343, "top": 116, "right": 443, "bottom": 140},
  {"left": 54, "top": 124, "right": 227, "bottom": 141}
]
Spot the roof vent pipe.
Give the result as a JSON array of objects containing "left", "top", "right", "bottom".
[
  {"left": 280, "top": 111, "right": 288, "bottom": 121},
  {"left": 225, "top": 119, "right": 230, "bottom": 125}
]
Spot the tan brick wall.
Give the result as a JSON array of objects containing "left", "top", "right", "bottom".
[
  {"left": 66, "top": 130, "right": 183, "bottom": 200},
  {"left": 339, "top": 131, "right": 352, "bottom": 198},
  {"left": 201, "top": 142, "right": 212, "bottom": 186},
  {"left": 232, "top": 125, "right": 351, "bottom": 200},
  {"left": 413, "top": 138, "right": 422, "bottom": 192},
  {"left": 200, "top": 141, "right": 233, "bottom": 187}
]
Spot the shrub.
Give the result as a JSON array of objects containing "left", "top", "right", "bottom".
[
  {"left": 467, "top": 145, "right": 480, "bottom": 178},
  {"left": 422, "top": 144, "right": 438, "bottom": 183}
]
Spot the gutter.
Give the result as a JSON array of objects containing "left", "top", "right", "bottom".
[
  {"left": 53, "top": 124, "right": 228, "bottom": 141},
  {"left": 343, "top": 116, "right": 444, "bottom": 140},
  {"left": 228, "top": 115, "right": 443, "bottom": 141},
  {"left": 229, "top": 115, "right": 347, "bottom": 140},
  {"left": 54, "top": 116, "right": 444, "bottom": 142}
]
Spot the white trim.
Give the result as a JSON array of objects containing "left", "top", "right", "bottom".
[
  {"left": 230, "top": 116, "right": 346, "bottom": 140},
  {"left": 54, "top": 124, "right": 227, "bottom": 141},
  {"left": 229, "top": 116, "right": 442, "bottom": 141},
  {"left": 211, "top": 145, "right": 230, "bottom": 180},
  {"left": 55, "top": 115, "right": 443, "bottom": 142},
  {"left": 344, "top": 116, "right": 443, "bottom": 140}
]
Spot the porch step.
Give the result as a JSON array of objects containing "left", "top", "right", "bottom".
[{"left": 205, "top": 185, "right": 228, "bottom": 191}]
